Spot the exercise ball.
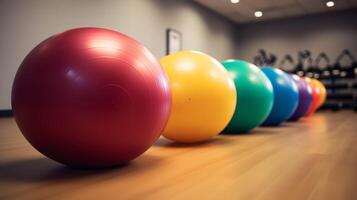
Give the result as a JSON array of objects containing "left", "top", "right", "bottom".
[
  {"left": 288, "top": 74, "right": 313, "bottom": 121},
  {"left": 160, "top": 51, "right": 236, "bottom": 143},
  {"left": 304, "top": 77, "right": 321, "bottom": 116},
  {"left": 12, "top": 28, "right": 171, "bottom": 167},
  {"left": 261, "top": 67, "right": 299, "bottom": 126},
  {"left": 315, "top": 79, "right": 327, "bottom": 108},
  {"left": 222, "top": 60, "right": 273, "bottom": 133}
]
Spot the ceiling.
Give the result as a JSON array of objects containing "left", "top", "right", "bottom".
[{"left": 194, "top": 0, "right": 357, "bottom": 23}]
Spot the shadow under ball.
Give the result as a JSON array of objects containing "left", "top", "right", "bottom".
[{"left": 11, "top": 27, "right": 171, "bottom": 168}]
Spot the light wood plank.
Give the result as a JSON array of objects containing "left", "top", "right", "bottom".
[{"left": 0, "top": 111, "right": 357, "bottom": 200}]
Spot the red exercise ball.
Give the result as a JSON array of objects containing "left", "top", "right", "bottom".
[
  {"left": 304, "top": 77, "right": 320, "bottom": 116},
  {"left": 12, "top": 27, "right": 171, "bottom": 167}
]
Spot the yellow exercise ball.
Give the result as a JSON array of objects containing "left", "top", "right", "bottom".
[
  {"left": 314, "top": 79, "right": 327, "bottom": 108},
  {"left": 160, "top": 50, "right": 237, "bottom": 143}
]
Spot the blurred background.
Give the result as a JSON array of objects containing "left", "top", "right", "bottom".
[{"left": 1, "top": 0, "right": 356, "bottom": 113}]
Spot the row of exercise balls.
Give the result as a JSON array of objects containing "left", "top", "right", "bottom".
[{"left": 12, "top": 28, "right": 326, "bottom": 168}]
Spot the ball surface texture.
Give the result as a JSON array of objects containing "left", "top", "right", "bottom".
[
  {"left": 160, "top": 51, "right": 236, "bottom": 143},
  {"left": 288, "top": 74, "right": 313, "bottom": 121},
  {"left": 261, "top": 67, "right": 299, "bottom": 126},
  {"left": 222, "top": 60, "right": 274, "bottom": 133},
  {"left": 12, "top": 28, "right": 171, "bottom": 167}
]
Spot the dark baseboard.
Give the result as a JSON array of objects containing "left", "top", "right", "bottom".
[{"left": 0, "top": 110, "right": 13, "bottom": 117}]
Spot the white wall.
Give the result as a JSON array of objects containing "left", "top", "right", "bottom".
[
  {"left": 0, "top": 0, "right": 237, "bottom": 110},
  {"left": 236, "top": 9, "right": 357, "bottom": 70}
]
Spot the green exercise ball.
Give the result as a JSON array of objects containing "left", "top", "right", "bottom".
[{"left": 222, "top": 60, "right": 274, "bottom": 133}]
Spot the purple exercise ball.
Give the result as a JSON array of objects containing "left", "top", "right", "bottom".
[{"left": 288, "top": 74, "right": 313, "bottom": 121}]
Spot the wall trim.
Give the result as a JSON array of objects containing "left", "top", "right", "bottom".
[{"left": 0, "top": 110, "right": 13, "bottom": 117}]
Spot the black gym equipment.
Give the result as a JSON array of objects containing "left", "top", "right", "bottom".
[
  {"left": 294, "top": 50, "right": 313, "bottom": 76},
  {"left": 315, "top": 52, "right": 332, "bottom": 79},
  {"left": 321, "top": 49, "right": 357, "bottom": 111},
  {"left": 334, "top": 49, "right": 357, "bottom": 79},
  {"left": 278, "top": 54, "right": 295, "bottom": 72},
  {"left": 253, "top": 49, "right": 277, "bottom": 67}
]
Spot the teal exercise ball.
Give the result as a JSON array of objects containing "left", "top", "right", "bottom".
[
  {"left": 222, "top": 60, "right": 274, "bottom": 133},
  {"left": 261, "top": 67, "right": 299, "bottom": 126}
]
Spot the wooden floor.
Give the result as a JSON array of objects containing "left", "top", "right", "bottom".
[{"left": 1, "top": 111, "right": 357, "bottom": 200}]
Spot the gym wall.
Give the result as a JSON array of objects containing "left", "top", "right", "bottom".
[
  {"left": 236, "top": 9, "right": 357, "bottom": 69},
  {"left": 0, "top": 0, "right": 237, "bottom": 110}
]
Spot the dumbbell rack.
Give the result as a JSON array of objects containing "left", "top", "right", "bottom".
[
  {"left": 317, "top": 50, "right": 357, "bottom": 111},
  {"left": 319, "top": 76, "right": 357, "bottom": 111},
  {"left": 278, "top": 50, "right": 357, "bottom": 111},
  {"left": 254, "top": 49, "right": 357, "bottom": 111}
]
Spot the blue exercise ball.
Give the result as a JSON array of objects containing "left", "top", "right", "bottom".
[{"left": 261, "top": 67, "right": 299, "bottom": 126}]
